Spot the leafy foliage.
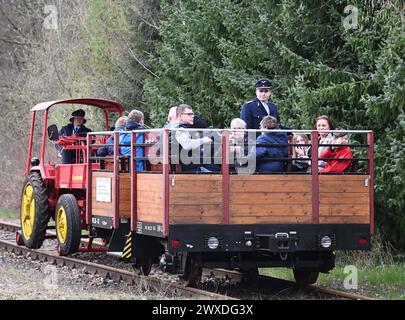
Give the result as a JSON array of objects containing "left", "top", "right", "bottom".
[
  {"left": 68, "top": 0, "right": 160, "bottom": 117},
  {"left": 145, "top": 0, "right": 405, "bottom": 249}
]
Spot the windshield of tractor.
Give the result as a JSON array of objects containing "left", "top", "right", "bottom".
[{"left": 34, "top": 104, "right": 121, "bottom": 166}]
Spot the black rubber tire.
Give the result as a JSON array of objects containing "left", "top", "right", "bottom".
[
  {"left": 55, "top": 194, "right": 82, "bottom": 255},
  {"left": 20, "top": 173, "right": 49, "bottom": 249},
  {"left": 293, "top": 267, "right": 319, "bottom": 287}
]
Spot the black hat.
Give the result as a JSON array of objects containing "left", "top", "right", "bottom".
[
  {"left": 70, "top": 109, "right": 86, "bottom": 123},
  {"left": 255, "top": 78, "right": 272, "bottom": 89}
]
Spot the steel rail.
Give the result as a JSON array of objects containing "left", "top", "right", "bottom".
[{"left": 200, "top": 268, "right": 377, "bottom": 300}]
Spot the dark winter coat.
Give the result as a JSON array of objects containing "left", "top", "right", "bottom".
[{"left": 255, "top": 132, "right": 288, "bottom": 172}]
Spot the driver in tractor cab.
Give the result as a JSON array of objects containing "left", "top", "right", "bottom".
[{"left": 56, "top": 109, "right": 92, "bottom": 164}]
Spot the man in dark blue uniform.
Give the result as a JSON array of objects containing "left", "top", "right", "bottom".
[
  {"left": 240, "top": 78, "right": 280, "bottom": 130},
  {"left": 57, "top": 109, "right": 92, "bottom": 164}
]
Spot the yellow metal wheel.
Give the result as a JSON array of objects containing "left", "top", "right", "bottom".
[
  {"left": 56, "top": 207, "right": 68, "bottom": 244},
  {"left": 21, "top": 183, "right": 35, "bottom": 240}
]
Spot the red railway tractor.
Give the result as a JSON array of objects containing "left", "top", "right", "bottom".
[{"left": 19, "top": 98, "right": 124, "bottom": 255}]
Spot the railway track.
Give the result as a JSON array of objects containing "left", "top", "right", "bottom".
[
  {"left": 202, "top": 268, "right": 377, "bottom": 300},
  {"left": 0, "top": 220, "right": 376, "bottom": 300}
]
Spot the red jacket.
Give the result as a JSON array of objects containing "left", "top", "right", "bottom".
[{"left": 319, "top": 146, "right": 353, "bottom": 173}]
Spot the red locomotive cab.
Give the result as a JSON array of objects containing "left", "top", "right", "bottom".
[{"left": 20, "top": 98, "right": 124, "bottom": 254}]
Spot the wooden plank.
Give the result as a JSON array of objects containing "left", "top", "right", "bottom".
[
  {"left": 230, "top": 192, "right": 311, "bottom": 205},
  {"left": 135, "top": 184, "right": 163, "bottom": 192},
  {"left": 117, "top": 173, "right": 162, "bottom": 181},
  {"left": 170, "top": 180, "right": 222, "bottom": 193},
  {"left": 138, "top": 213, "right": 164, "bottom": 224},
  {"left": 230, "top": 216, "right": 312, "bottom": 224},
  {"left": 92, "top": 201, "right": 113, "bottom": 211},
  {"left": 119, "top": 190, "right": 162, "bottom": 203},
  {"left": 319, "top": 180, "right": 369, "bottom": 193},
  {"left": 319, "top": 193, "right": 369, "bottom": 204},
  {"left": 170, "top": 193, "right": 222, "bottom": 205},
  {"left": 169, "top": 204, "right": 222, "bottom": 217},
  {"left": 319, "top": 204, "right": 369, "bottom": 216},
  {"left": 320, "top": 216, "right": 370, "bottom": 224},
  {"left": 173, "top": 174, "right": 222, "bottom": 181},
  {"left": 169, "top": 216, "right": 222, "bottom": 224},
  {"left": 92, "top": 208, "right": 113, "bottom": 217},
  {"left": 230, "top": 180, "right": 311, "bottom": 193},
  {"left": 230, "top": 175, "right": 312, "bottom": 182},
  {"left": 319, "top": 175, "right": 370, "bottom": 181},
  {"left": 230, "top": 204, "right": 311, "bottom": 216}
]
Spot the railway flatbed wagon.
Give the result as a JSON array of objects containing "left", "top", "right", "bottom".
[{"left": 86, "top": 128, "right": 374, "bottom": 286}]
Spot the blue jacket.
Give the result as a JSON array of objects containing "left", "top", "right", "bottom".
[
  {"left": 255, "top": 132, "right": 288, "bottom": 172},
  {"left": 96, "top": 126, "right": 126, "bottom": 157},
  {"left": 119, "top": 120, "right": 145, "bottom": 172},
  {"left": 240, "top": 98, "right": 280, "bottom": 130}
]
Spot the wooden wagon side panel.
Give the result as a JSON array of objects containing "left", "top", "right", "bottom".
[
  {"left": 319, "top": 175, "right": 370, "bottom": 224},
  {"left": 169, "top": 174, "right": 222, "bottom": 224},
  {"left": 136, "top": 173, "right": 163, "bottom": 224},
  {"left": 229, "top": 175, "right": 312, "bottom": 224},
  {"left": 91, "top": 172, "right": 164, "bottom": 224},
  {"left": 91, "top": 171, "right": 115, "bottom": 217}
]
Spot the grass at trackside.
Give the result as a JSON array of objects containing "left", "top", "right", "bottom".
[
  {"left": 0, "top": 209, "right": 18, "bottom": 219},
  {"left": 318, "top": 264, "right": 405, "bottom": 299},
  {"left": 259, "top": 258, "right": 405, "bottom": 300},
  {"left": 261, "top": 233, "right": 405, "bottom": 299}
]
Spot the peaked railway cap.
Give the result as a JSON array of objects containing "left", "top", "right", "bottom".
[{"left": 255, "top": 78, "right": 272, "bottom": 89}]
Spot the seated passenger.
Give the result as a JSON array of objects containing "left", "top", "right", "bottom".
[
  {"left": 174, "top": 104, "right": 212, "bottom": 172},
  {"left": 291, "top": 133, "right": 310, "bottom": 172},
  {"left": 119, "top": 110, "right": 146, "bottom": 172},
  {"left": 320, "top": 131, "right": 353, "bottom": 173},
  {"left": 314, "top": 115, "right": 335, "bottom": 170},
  {"left": 57, "top": 109, "right": 92, "bottom": 164},
  {"left": 164, "top": 106, "right": 179, "bottom": 128},
  {"left": 97, "top": 116, "right": 128, "bottom": 157},
  {"left": 229, "top": 118, "right": 255, "bottom": 174},
  {"left": 255, "top": 116, "right": 288, "bottom": 173},
  {"left": 191, "top": 115, "right": 222, "bottom": 172}
]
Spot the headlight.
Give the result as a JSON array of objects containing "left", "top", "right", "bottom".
[
  {"left": 321, "top": 236, "right": 332, "bottom": 248},
  {"left": 207, "top": 237, "right": 219, "bottom": 249}
]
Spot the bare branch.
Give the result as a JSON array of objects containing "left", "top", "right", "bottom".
[{"left": 127, "top": 45, "right": 159, "bottom": 78}]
